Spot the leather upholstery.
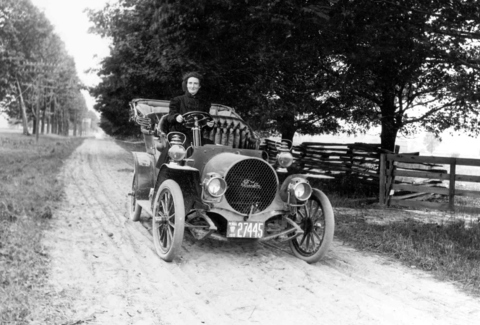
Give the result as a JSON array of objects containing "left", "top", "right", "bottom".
[{"left": 204, "top": 116, "right": 258, "bottom": 149}]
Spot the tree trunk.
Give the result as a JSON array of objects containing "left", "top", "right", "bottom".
[
  {"left": 65, "top": 120, "right": 69, "bottom": 136},
  {"left": 73, "top": 120, "right": 77, "bottom": 136},
  {"left": 63, "top": 110, "right": 69, "bottom": 136},
  {"left": 281, "top": 129, "right": 296, "bottom": 142},
  {"left": 60, "top": 110, "right": 65, "bottom": 135},
  {"left": 277, "top": 108, "right": 296, "bottom": 141},
  {"left": 15, "top": 78, "right": 30, "bottom": 136},
  {"left": 35, "top": 94, "right": 40, "bottom": 142},
  {"left": 52, "top": 114, "right": 56, "bottom": 134},
  {"left": 32, "top": 116, "right": 37, "bottom": 135},
  {"left": 379, "top": 89, "right": 401, "bottom": 152},
  {"left": 380, "top": 120, "right": 399, "bottom": 152},
  {"left": 56, "top": 112, "right": 61, "bottom": 135},
  {"left": 41, "top": 108, "right": 46, "bottom": 134},
  {"left": 52, "top": 97, "right": 57, "bottom": 134},
  {"left": 79, "top": 119, "right": 83, "bottom": 137}
]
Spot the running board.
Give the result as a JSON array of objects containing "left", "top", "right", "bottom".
[{"left": 137, "top": 200, "right": 153, "bottom": 217}]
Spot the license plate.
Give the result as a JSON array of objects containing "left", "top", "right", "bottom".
[{"left": 227, "top": 221, "right": 264, "bottom": 238}]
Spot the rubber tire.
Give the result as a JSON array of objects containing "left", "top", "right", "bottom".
[
  {"left": 152, "top": 180, "right": 185, "bottom": 262},
  {"left": 289, "top": 189, "right": 335, "bottom": 264},
  {"left": 129, "top": 173, "right": 142, "bottom": 222}
]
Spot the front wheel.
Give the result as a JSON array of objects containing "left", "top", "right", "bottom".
[
  {"left": 152, "top": 180, "right": 185, "bottom": 262},
  {"left": 289, "top": 189, "right": 334, "bottom": 264}
]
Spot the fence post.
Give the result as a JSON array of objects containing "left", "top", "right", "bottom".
[
  {"left": 298, "top": 143, "right": 306, "bottom": 173},
  {"left": 346, "top": 146, "right": 353, "bottom": 176},
  {"left": 449, "top": 158, "right": 456, "bottom": 211},
  {"left": 379, "top": 153, "right": 386, "bottom": 206}
]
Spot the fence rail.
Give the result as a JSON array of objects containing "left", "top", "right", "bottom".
[{"left": 379, "top": 154, "right": 480, "bottom": 214}]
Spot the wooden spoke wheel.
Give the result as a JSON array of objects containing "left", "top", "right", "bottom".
[
  {"left": 152, "top": 180, "right": 185, "bottom": 262},
  {"left": 289, "top": 189, "right": 334, "bottom": 264}
]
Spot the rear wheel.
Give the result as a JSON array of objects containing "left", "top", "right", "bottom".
[
  {"left": 152, "top": 180, "right": 185, "bottom": 262},
  {"left": 128, "top": 173, "right": 142, "bottom": 222},
  {"left": 289, "top": 189, "right": 334, "bottom": 264}
]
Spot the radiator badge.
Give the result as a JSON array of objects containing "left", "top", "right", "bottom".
[{"left": 241, "top": 179, "right": 261, "bottom": 189}]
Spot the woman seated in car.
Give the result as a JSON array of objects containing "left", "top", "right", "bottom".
[
  {"left": 166, "top": 72, "right": 214, "bottom": 145},
  {"left": 156, "top": 72, "right": 214, "bottom": 167}
]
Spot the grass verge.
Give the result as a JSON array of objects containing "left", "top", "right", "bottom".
[
  {"left": 0, "top": 132, "right": 84, "bottom": 324},
  {"left": 335, "top": 213, "right": 480, "bottom": 295}
]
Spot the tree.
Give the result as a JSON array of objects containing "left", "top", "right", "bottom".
[{"left": 323, "top": 0, "right": 480, "bottom": 151}]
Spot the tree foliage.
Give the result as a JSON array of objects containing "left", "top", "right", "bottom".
[{"left": 89, "top": 0, "right": 480, "bottom": 149}]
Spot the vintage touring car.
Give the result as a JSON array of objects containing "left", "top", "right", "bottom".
[{"left": 128, "top": 98, "right": 334, "bottom": 263}]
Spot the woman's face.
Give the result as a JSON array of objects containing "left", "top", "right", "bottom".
[{"left": 187, "top": 77, "right": 201, "bottom": 95}]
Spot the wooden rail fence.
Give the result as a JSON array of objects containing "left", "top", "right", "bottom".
[
  {"left": 379, "top": 154, "right": 480, "bottom": 214},
  {"left": 261, "top": 139, "right": 480, "bottom": 214},
  {"left": 261, "top": 139, "right": 397, "bottom": 187}
]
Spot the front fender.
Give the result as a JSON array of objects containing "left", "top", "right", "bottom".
[
  {"left": 155, "top": 164, "right": 202, "bottom": 212},
  {"left": 132, "top": 152, "right": 155, "bottom": 200}
]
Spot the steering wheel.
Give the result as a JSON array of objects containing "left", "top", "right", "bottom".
[{"left": 182, "top": 111, "right": 214, "bottom": 129}]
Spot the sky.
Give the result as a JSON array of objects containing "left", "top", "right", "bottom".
[{"left": 31, "top": 0, "right": 112, "bottom": 111}]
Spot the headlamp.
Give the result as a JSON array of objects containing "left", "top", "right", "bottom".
[
  {"left": 168, "top": 134, "right": 186, "bottom": 162},
  {"left": 277, "top": 151, "right": 293, "bottom": 168},
  {"left": 203, "top": 173, "right": 227, "bottom": 198},
  {"left": 289, "top": 179, "right": 312, "bottom": 201},
  {"left": 276, "top": 139, "right": 294, "bottom": 168},
  {"left": 168, "top": 145, "right": 186, "bottom": 161}
]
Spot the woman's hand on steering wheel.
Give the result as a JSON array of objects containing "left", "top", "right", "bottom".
[{"left": 181, "top": 111, "right": 214, "bottom": 128}]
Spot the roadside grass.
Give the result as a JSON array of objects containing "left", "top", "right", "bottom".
[
  {"left": 335, "top": 215, "right": 480, "bottom": 295},
  {"left": 0, "top": 132, "right": 84, "bottom": 324}
]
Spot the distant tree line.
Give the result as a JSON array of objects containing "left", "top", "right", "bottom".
[
  {"left": 0, "top": 0, "right": 96, "bottom": 137},
  {"left": 88, "top": 0, "right": 480, "bottom": 150}
]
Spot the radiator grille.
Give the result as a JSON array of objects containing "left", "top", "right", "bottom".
[{"left": 224, "top": 159, "right": 277, "bottom": 214}]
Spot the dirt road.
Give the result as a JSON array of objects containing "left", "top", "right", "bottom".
[{"left": 37, "top": 138, "right": 480, "bottom": 325}]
